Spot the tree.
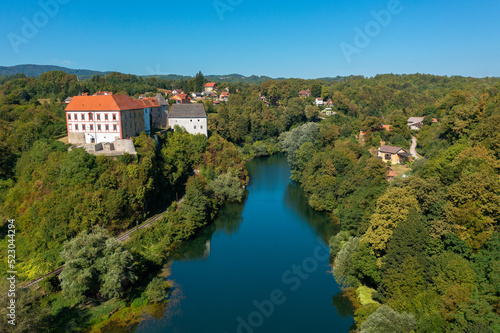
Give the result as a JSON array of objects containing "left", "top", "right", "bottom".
[
  {"left": 362, "top": 187, "right": 420, "bottom": 257},
  {"left": 209, "top": 173, "right": 245, "bottom": 203},
  {"left": 333, "top": 237, "right": 360, "bottom": 288},
  {"left": 145, "top": 277, "right": 169, "bottom": 303},
  {"left": 359, "top": 304, "right": 416, "bottom": 333},
  {"left": 60, "top": 227, "right": 136, "bottom": 303}
]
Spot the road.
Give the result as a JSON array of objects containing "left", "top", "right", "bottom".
[{"left": 410, "top": 136, "right": 419, "bottom": 160}]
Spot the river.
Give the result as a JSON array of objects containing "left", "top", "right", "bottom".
[{"left": 136, "top": 154, "right": 354, "bottom": 333}]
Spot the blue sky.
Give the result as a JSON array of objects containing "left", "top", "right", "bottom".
[{"left": 0, "top": 0, "right": 499, "bottom": 78}]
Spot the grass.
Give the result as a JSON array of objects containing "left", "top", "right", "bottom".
[
  {"left": 391, "top": 164, "right": 410, "bottom": 177},
  {"left": 45, "top": 294, "right": 127, "bottom": 332},
  {"left": 356, "top": 285, "right": 379, "bottom": 306}
]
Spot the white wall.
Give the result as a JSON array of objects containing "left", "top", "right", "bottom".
[{"left": 169, "top": 117, "right": 208, "bottom": 137}]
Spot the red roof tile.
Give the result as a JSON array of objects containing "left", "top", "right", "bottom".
[{"left": 65, "top": 95, "right": 144, "bottom": 111}]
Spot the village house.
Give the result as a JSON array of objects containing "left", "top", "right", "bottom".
[
  {"left": 299, "top": 89, "right": 311, "bottom": 98},
  {"left": 408, "top": 117, "right": 425, "bottom": 130},
  {"left": 172, "top": 93, "right": 190, "bottom": 104},
  {"left": 204, "top": 82, "right": 218, "bottom": 93},
  {"left": 168, "top": 104, "right": 208, "bottom": 137},
  {"left": 65, "top": 94, "right": 147, "bottom": 144},
  {"left": 377, "top": 145, "right": 410, "bottom": 165},
  {"left": 172, "top": 89, "right": 184, "bottom": 95},
  {"left": 219, "top": 92, "right": 230, "bottom": 102},
  {"left": 325, "top": 99, "right": 334, "bottom": 107},
  {"left": 315, "top": 98, "right": 324, "bottom": 106}
]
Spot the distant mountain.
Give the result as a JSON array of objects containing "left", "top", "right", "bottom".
[
  {"left": 0, "top": 64, "right": 348, "bottom": 84},
  {"left": 0, "top": 64, "right": 112, "bottom": 79}
]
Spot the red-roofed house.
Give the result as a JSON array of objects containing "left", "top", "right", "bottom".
[
  {"left": 66, "top": 95, "right": 147, "bottom": 144},
  {"left": 172, "top": 94, "right": 190, "bottom": 104},
  {"left": 299, "top": 89, "right": 311, "bottom": 98},
  {"left": 219, "top": 92, "right": 230, "bottom": 102},
  {"left": 204, "top": 82, "right": 218, "bottom": 93}
]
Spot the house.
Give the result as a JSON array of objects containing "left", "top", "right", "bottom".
[
  {"left": 213, "top": 100, "right": 221, "bottom": 105},
  {"left": 137, "top": 97, "right": 168, "bottom": 129},
  {"left": 258, "top": 95, "right": 267, "bottom": 102},
  {"left": 381, "top": 124, "right": 392, "bottom": 131},
  {"left": 325, "top": 99, "right": 334, "bottom": 107},
  {"left": 408, "top": 117, "right": 425, "bottom": 130},
  {"left": 171, "top": 94, "right": 190, "bottom": 104},
  {"left": 65, "top": 95, "right": 146, "bottom": 144},
  {"left": 377, "top": 145, "right": 410, "bottom": 165},
  {"left": 172, "top": 89, "right": 184, "bottom": 95},
  {"left": 204, "top": 82, "right": 218, "bottom": 93},
  {"left": 299, "top": 89, "right": 311, "bottom": 98},
  {"left": 219, "top": 92, "right": 230, "bottom": 102},
  {"left": 154, "top": 93, "right": 169, "bottom": 128},
  {"left": 316, "top": 98, "right": 324, "bottom": 106},
  {"left": 64, "top": 97, "right": 73, "bottom": 104},
  {"left": 168, "top": 104, "right": 208, "bottom": 137},
  {"left": 191, "top": 92, "right": 203, "bottom": 99},
  {"left": 93, "top": 91, "right": 113, "bottom": 96}
]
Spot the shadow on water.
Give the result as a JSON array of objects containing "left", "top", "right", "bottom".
[
  {"left": 170, "top": 201, "right": 246, "bottom": 262},
  {"left": 284, "top": 181, "right": 341, "bottom": 244}
]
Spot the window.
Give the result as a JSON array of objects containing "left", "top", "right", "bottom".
[
  {"left": 194, "top": 125, "right": 197, "bottom": 129},
  {"left": 113, "top": 125, "right": 117, "bottom": 131},
  {"left": 97, "top": 114, "right": 100, "bottom": 120},
  {"left": 200, "top": 125, "right": 203, "bottom": 129},
  {"left": 89, "top": 113, "right": 93, "bottom": 121},
  {"left": 105, "top": 125, "right": 109, "bottom": 131},
  {"left": 67, "top": 114, "right": 71, "bottom": 120},
  {"left": 105, "top": 114, "right": 108, "bottom": 121},
  {"left": 81, "top": 114, "right": 85, "bottom": 120},
  {"left": 190, "top": 119, "right": 193, "bottom": 122},
  {"left": 98, "top": 125, "right": 101, "bottom": 131},
  {"left": 82, "top": 125, "right": 86, "bottom": 131},
  {"left": 90, "top": 124, "right": 93, "bottom": 131},
  {"left": 113, "top": 114, "right": 116, "bottom": 121},
  {"left": 75, "top": 124, "right": 78, "bottom": 131},
  {"left": 69, "top": 124, "right": 72, "bottom": 131}
]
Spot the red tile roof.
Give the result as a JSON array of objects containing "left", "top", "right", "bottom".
[
  {"left": 205, "top": 82, "right": 217, "bottom": 87},
  {"left": 137, "top": 97, "right": 160, "bottom": 107},
  {"left": 65, "top": 95, "right": 144, "bottom": 111}
]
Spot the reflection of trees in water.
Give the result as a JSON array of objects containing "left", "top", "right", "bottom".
[
  {"left": 331, "top": 291, "right": 355, "bottom": 319},
  {"left": 171, "top": 202, "right": 245, "bottom": 262},
  {"left": 135, "top": 283, "right": 185, "bottom": 333},
  {"left": 284, "top": 182, "right": 340, "bottom": 243}
]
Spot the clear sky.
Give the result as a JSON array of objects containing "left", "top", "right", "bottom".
[{"left": 0, "top": 0, "right": 499, "bottom": 78}]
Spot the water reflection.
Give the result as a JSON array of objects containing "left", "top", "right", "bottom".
[
  {"left": 170, "top": 202, "right": 246, "bottom": 262},
  {"left": 284, "top": 182, "right": 340, "bottom": 244}
]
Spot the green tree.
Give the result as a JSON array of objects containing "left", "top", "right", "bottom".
[
  {"left": 360, "top": 304, "right": 416, "bottom": 333},
  {"left": 60, "top": 227, "right": 136, "bottom": 303}
]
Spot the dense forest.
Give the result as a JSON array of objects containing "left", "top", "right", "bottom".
[{"left": 1, "top": 70, "right": 499, "bottom": 332}]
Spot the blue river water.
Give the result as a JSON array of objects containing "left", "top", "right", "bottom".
[{"left": 136, "top": 154, "right": 354, "bottom": 333}]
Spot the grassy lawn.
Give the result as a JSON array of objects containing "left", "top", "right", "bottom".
[{"left": 391, "top": 164, "right": 410, "bottom": 177}]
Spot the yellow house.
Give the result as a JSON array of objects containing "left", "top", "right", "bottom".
[{"left": 378, "top": 145, "right": 410, "bottom": 164}]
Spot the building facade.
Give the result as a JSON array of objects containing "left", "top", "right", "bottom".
[
  {"left": 66, "top": 95, "right": 146, "bottom": 144},
  {"left": 168, "top": 104, "right": 208, "bottom": 137}
]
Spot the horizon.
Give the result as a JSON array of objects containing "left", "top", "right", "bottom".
[
  {"left": 1, "top": 0, "right": 499, "bottom": 78},
  {"left": 2, "top": 63, "right": 499, "bottom": 80}
]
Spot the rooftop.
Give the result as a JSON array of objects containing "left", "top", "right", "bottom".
[
  {"left": 66, "top": 95, "right": 144, "bottom": 111},
  {"left": 169, "top": 104, "right": 207, "bottom": 118}
]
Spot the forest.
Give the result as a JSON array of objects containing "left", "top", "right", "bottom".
[{"left": 0, "top": 70, "right": 499, "bottom": 332}]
